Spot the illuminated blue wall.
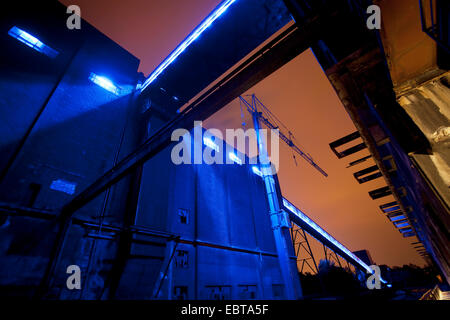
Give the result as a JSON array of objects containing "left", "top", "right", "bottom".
[
  {"left": 0, "top": 1, "right": 296, "bottom": 300},
  {"left": 114, "top": 128, "right": 293, "bottom": 299},
  {"left": 0, "top": 2, "right": 141, "bottom": 298}
]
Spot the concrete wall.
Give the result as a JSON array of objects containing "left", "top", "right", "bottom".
[{"left": 114, "top": 129, "right": 291, "bottom": 299}]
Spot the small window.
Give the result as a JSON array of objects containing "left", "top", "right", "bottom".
[
  {"left": 0, "top": 215, "right": 9, "bottom": 228},
  {"left": 178, "top": 208, "right": 189, "bottom": 224},
  {"left": 174, "top": 250, "right": 189, "bottom": 268},
  {"left": 8, "top": 26, "right": 58, "bottom": 58},
  {"left": 238, "top": 285, "right": 257, "bottom": 299},
  {"left": 272, "top": 284, "right": 285, "bottom": 299},
  {"left": 205, "top": 285, "right": 232, "bottom": 300},
  {"left": 27, "top": 183, "right": 41, "bottom": 206},
  {"left": 173, "top": 286, "right": 188, "bottom": 300},
  {"left": 50, "top": 179, "right": 76, "bottom": 195}
]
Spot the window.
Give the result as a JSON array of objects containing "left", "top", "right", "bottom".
[
  {"left": 174, "top": 250, "right": 189, "bottom": 268},
  {"left": 26, "top": 183, "right": 41, "bottom": 206},
  {"left": 205, "top": 285, "right": 232, "bottom": 300},
  {"left": 0, "top": 215, "right": 9, "bottom": 228},
  {"left": 8, "top": 26, "right": 58, "bottom": 58},
  {"left": 272, "top": 284, "right": 284, "bottom": 299},
  {"left": 50, "top": 179, "right": 76, "bottom": 195},
  {"left": 173, "top": 286, "right": 188, "bottom": 300},
  {"left": 178, "top": 208, "right": 189, "bottom": 224},
  {"left": 237, "top": 285, "right": 257, "bottom": 299}
]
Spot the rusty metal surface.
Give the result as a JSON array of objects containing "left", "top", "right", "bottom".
[{"left": 375, "top": 0, "right": 440, "bottom": 90}]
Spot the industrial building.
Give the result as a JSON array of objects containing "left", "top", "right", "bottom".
[{"left": 0, "top": 0, "right": 448, "bottom": 300}]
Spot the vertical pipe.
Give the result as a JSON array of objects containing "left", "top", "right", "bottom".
[
  {"left": 248, "top": 168, "right": 267, "bottom": 298},
  {"left": 194, "top": 164, "right": 198, "bottom": 300},
  {"left": 250, "top": 96, "right": 301, "bottom": 300}
]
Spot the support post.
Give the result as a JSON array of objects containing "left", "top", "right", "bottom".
[{"left": 251, "top": 96, "right": 302, "bottom": 300}]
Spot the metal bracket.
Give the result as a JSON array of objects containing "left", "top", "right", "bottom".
[{"left": 271, "top": 210, "right": 291, "bottom": 229}]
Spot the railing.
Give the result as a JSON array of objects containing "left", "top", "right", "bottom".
[{"left": 419, "top": 0, "right": 450, "bottom": 53}]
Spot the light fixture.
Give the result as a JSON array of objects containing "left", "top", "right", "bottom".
[
  {"left": 140, "top": 0, "right": 237, "bottom": 92},
  {"left": 89, "top": 73, "right": 120, "bottom": 95},
  {"left": 252, "top": 166, "right": 262, "bottom": 177},
  {"left": 8, "top": 26, "right": 58, "bottom": 58}
]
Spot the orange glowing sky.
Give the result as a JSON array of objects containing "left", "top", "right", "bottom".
[{"left": 59, "top": 0, "right": 424, "bottom": 268}]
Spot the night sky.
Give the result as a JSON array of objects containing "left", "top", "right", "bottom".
[{"left": 59, "top": 0, "right": 424, "bottom": 268}]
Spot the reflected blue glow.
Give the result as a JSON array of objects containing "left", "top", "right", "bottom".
[
  {"left": 229, "top": 152, "right": 242, "bottom": 165},
  {"left": 399, "top": 227, "right": 413, "bottom": 233},
  {"left": 89, "top": 73, "right": 120, "bottom": 95},
  {"left": 8, "top": 26, "right": 58, "bottom": 58},
  {"left": 140, "top": 0, "right": 237, "bottom": 92},
  {"left": 387, "top": 284, "right": 392, "bottom": 288},
  {"left": 389, "top": 214, "right": 406, "bottom": 222},
  {"left": 382, "top": 205, "right": 400, "bottom": 213},
  {"left": 395, "top": 221, "right": 410, "bottom": 228},
  {"left": 203, "top": 136, "right": 219, "bottom": 152}
]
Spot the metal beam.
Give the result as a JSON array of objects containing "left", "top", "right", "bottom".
[
  {"left": 353, "top": 165, "right": 382, "bottom": 184},
  {"left": 368, "top": 186, "right": 392, "bottom": 200}
]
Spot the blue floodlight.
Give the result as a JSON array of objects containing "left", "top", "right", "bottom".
[
  {"left": 8, "top": 26, "right": 58, "bottom": 58},
  {"left": 203, "top": 136, "right": 219, "bottom": 152},
  {"left": 89, "top": 73, "right": 121, "bottom": 95},
  {"left": 140, "top": 0, "right": 237, "bottom": 92},
  {"left": 228, "top": 152, "right": 242, "bottom": 165},
  {"left": 252, "top": 166, "right": 262, "bottom": 177}
]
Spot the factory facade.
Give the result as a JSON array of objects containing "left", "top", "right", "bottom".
[{"left": 0, "top": 2, "right": 302, "bottom": 299}]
